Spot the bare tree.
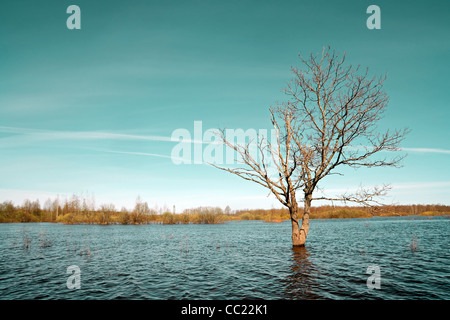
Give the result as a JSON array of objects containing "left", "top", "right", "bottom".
[{"left": 213, "top": 47, "right": 408, "bottom": 247}]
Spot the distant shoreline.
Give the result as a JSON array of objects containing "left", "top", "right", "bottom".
[
  {"left": 1, "top": 210, "right": 448, "bottom": 225},
  {"left": 2, "top": 198, "right": 450, "bottom": 224}
]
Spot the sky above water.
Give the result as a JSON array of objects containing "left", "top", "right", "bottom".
[{"left": 1, "top": 0, "right": 449, "bottom": 210}]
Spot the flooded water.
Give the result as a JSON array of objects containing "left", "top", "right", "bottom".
[{"left": 0, "top": 216, "right": 449, "bottom": 300}]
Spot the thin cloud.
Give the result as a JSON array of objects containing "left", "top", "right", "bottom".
[
  {"left": 0, "top": 125, "right": 210, "bottom": 145},
  {"left": 314, "top": 181, "right": 450, "bottom": 195},
  {"left": 400, "top": 147, "right": 450, "bottom": 155},
  {"left": 98, "top": 149, "right": 174, "bottom": 160},
  {"left": 0, "top": 125, "right": 172, "bottom": 142},
  {"left": 392, "top": 181, "right": 450, "bottom": 189},
  {"left": 0, "top": 189, "right": 73, "bottom": 205},
  {"left": 2, "top": 126, "right": 449, "bottom": 153},
  {"left": 343, "top": 145, "right": 450, "bottom": 155}
]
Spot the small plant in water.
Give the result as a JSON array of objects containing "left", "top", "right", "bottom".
[
  {"left": 79, "top": 228, "right": 96, "bottom": 259},
  {"left": 20, "top": 227, "right": 32, "bottom": 249},
  {"left": 38, "top": 230, "right": 53, "bottom": 248},
  {"left": 410, "top": 233, "right": 419, "bottom": 252},
  {"left": 23, "top": 233, "right": 32, "bottom": 249},
  {"left": 179, "top": 234, "right": 189, "bottom": 254},
  {"left": 80, "top": 247, "right": 93, "bottom": 258}
]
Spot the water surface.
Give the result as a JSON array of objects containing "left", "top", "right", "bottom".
[{"left": 0, "top": 216, "right": 448, "bottom": 299}]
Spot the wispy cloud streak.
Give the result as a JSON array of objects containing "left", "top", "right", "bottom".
[
  {"left": 97, "top": 149, "right": 177, "bottom": 161},
  {"left": 343, "top": 145, "right": 450, "bottom": 155},
  {"left": 0, "top": 125, "right": 208, "bottom": 146},
  {"left": 0, "top": 125, "right": 172, "bottom": 142},
  {"left": 315, "top": 181, "right": 450, "bottom": 197},
  {"left": 2, "top": 126, "right": 450, "bottom": 154},
  {"left": 392, "top": 181, "right": 450, "bottom": 189},
  {"left": 400, "top": 147, "right": 450, "bottom": 155}
]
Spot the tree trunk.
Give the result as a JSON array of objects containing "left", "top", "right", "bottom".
[
  {"left": 290, "top": 193, "right": 312, "bottom": 247},
  {"left": 290, "top": 202, "right": 303, "bottom": 247}
]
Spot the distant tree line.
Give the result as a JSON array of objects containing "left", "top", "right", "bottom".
[
  {"left": 0, "top": 195, "right": 226, "bottom": 224},
  {"left": 0, "top": 195, "right": 449, "bottom": 224}
]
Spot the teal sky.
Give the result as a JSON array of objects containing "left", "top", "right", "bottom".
[{"left": 1, "top": 0, "right": 449, "bottom": 211}]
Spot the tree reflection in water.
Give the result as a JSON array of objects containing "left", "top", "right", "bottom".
[{"left": 283, "top": 246, "right": 322, "bottom": 299}]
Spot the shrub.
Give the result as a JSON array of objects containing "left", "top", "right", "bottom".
[{"left": 162, "top": 212, "right": 176, "bottom": 224}]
